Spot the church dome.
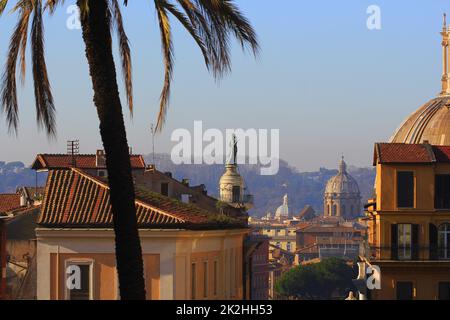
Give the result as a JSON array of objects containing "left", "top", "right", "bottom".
[
  {"left": 275, "top": 194, "right": 289, "bottom": 219},
  {"left": 391, "top": 17, "right": 450, "bottom": 145},
  {"left": 390, "top": 96, "right": 450, "bottom": 145},
  {"left": 324, "top": 158, "right": 360, "bottom": 195}
]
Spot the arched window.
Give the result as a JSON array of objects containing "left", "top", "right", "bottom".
[
  {"left": 439, "top": 223, "right": 450, "bottom": 259},
  {"left": 333, "top": 204, "right": 337, "bottom": 216}
]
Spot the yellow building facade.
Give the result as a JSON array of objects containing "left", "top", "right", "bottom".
[
  {"left": 366, "top": 143, "right": 450, "bottom": 300},
  {"left": 260, "top": 225, "right": 297, "bottom": 253}
]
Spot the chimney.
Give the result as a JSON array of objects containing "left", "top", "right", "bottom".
[
  {"left": 164, "top": 172, "right": 173, "bottom": 178},
  {"left": 182, "top": 178, "right": 189, "bottom": 187},
  {"left": 96, "top": 150, "right": 106, "bottom": 167}
]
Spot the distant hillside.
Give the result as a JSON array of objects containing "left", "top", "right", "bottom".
[
  {"left": 0, "top": 155, "right": 375, "bottom": 217},
  {"left": 0, "top": 161, "right": 47, "bottom": 193},
  {"left": 146, "top": 154, "right": 376, "bottom": 217}
]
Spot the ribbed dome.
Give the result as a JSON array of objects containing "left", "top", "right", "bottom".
[
  {"left": 390, "top": 96, "right": 450, "bottom": 145},
  {"left": 324, "top": 158, "right": 360, "bottom": 195},
  {"left": 275, "top": 194, "right": 289, "bottom": 219}
]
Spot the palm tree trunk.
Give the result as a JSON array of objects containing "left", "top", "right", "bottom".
[{"left": 77, "top": 0, "right": 146, "bottom": 300}]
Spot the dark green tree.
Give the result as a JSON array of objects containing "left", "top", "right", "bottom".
[{"left": 275, "top": 257, "right": 356, "bottom": 300}]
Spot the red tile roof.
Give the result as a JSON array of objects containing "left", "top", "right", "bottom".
[
  {"left": 38, "top": 168, "right": 243, "bottom": 229},
  {"left": 373, "top": 143, "right": 450, "bottom": 165},
  {"left": 296, "top": 224, "right": 359, "bottom": 233},
  {"left": 31, "top": 154, "right": 146, "bottom": 170},
  {"left": 374, "top": 143, "right": 434, "bottom": 165},
  {"left": 0, "top": 194, "right": 22, "bottom": 213}
]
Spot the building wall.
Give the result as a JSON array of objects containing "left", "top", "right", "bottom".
[
  {"left": 260, "top": 226, "right": 296, "bottom": 253},
  {"left": 369, "top": 161, "right": 450, "bottom": 299},
  {"left": 371, "top": 264, "right": 450, "bottom": 300},
  {"left": 36, "top": 228, "right": 246, "bottom": 300},
  {"left": 251, "top": 238, "right": 269, "bottom": 300}
]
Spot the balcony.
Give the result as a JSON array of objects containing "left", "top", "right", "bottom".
[{"left": 366, "top": 245, "right": 450, "bottom": 261}]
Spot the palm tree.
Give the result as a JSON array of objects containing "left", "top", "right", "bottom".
[{"left": 0, "top": 0, "right": 258, "bottom": 300}]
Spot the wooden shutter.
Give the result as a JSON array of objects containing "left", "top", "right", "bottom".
[
  {"left": 429, "top": 223, "right": 438, "bottom": 260},
  {"left": 412, "top": 224, "right": 419, "bottom": 260},
  {"left": 391, "top": 224, "right": 398, "bottom": 260},
  {"left": 397, "top": 172, "right": 414, "bottom": 208}
]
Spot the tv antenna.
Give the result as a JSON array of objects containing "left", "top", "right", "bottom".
[
  {"left": 67, "top": 140, "right": 79, "bottom": 167},
  {"left": 150, "top": 124, "right": 155, "bottom": 164}
]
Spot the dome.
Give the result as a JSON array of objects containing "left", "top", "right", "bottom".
[
  {"left": 391, "top": 19, "right": 450, "bottom": 145},
  {"left": 324, "top": 158, "right": 360, "bottom": 195},
  {"left": 275, "top": 194, "right": 289, "bottom": 219},
  {"left": 390, "top": 96, "right": 450, "bottom": 145}
]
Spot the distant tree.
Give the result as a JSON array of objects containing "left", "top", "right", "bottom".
[{"left": 275, "top": 258, "right": 356, "bottom": 300}]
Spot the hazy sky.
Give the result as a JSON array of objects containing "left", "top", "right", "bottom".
[{"left": 1, "top": 0, "right": 449, "bottom": 171}]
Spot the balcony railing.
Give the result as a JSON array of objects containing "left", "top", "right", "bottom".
[{"left": 366, "top": 245, "right": 450, "bottom": 261}]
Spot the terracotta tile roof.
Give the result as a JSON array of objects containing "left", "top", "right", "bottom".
[
  {"left": 0, "top": 194, "right": 22, "bottom": 213},
  {"left": 374, "top": 143, "right": 433, "bottom": 165},
  {"left": 31, "top": 154, "right": 146, "bottom": 170},
  {"left": 38, "top": 168, "right": 242, "bottom": 229},
  {"left": 296, "top": 224, "right": 358, "bottom": 233},
  {"left": 374, "top": 143, "right": 450, "bottom": 165}
]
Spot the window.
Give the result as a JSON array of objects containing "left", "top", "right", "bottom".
[
  {"left": 439, "top": 282, "right": 450, "bottom": 300},
  {"left": 396, "top": 281, "right": 414, "bottom": 300},
  {"left": 66, "top": 262, "right": 92, "bottom": 300},
  {"left": 439, "top": 224, "right": 450, "bottom": 259},
  {"left": 341, "top": 205, "right": 346, "bottom": 216},
  {"left": 213, "top": 261, "right": 218, "bottom": 296},
  {"left": 397, "top": 171, "right": 414, "bottom": 208},
  {"left": 232, "top": 186, "right": 241, "bottom": 203},
  {"left": 191, "top": 263, "right": 197, "bottom": 300},
  {"left": 398, "top": 224, "right": 412, "bottom": 260},
  {"left": 333, "top": 205, "right": 337, "bottom": 216},
  {"left": 203, "top": 261, "right": 208, "bottom": 299},
  {"left": 392, "top": 224, "right": 419, "bottom": 260},
  {"left": 161, "top": 182, "right": 169, "bottom": 196},
  {"left": 287, "top": 242, "right": 291, "bottom": 252},
  {"left": 435, "top": 175, "right": 450, "bottom": 209}
]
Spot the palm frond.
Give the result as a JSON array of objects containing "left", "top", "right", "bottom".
[
  {"left": 1, "top": 2, "right": 31, "bottom": 134},
  {"left": 154, "top": 0, "right": 174, "bottom": 132},
  {"left": 150, "top": 0, "right": 258, "bottom": 131},
  {"left": 0, "top": 0, "right": 9, "bottom": 16},
  {"left": 44, "top": 0, "right": 64, "bottom": 14},
  {"left": 31, "top": 0, "right": 56, "bottom": 136},
  {"left": 110, "top": 0, "right": 133, "bottom": 113}
]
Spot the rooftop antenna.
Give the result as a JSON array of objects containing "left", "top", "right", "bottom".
[
  {"left": 67, "top": 140, "right": 79, "bottom": 167},
  {"left": 150, "top": 124, "right": 155, "bottom": 165}
]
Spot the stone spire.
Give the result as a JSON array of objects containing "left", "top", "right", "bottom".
[{"left": 441, "top": 13, "right": 450, "bottom": 96}]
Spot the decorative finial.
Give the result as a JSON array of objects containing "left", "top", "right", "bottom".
[{"left": 441, "top": 14, "right": 450, "bottom": 96}]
